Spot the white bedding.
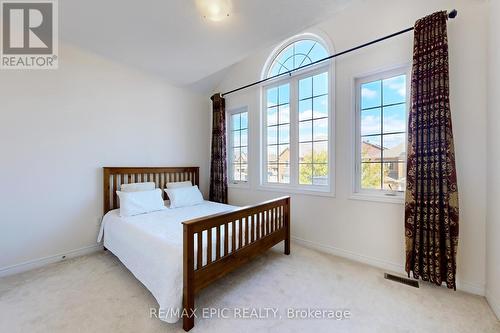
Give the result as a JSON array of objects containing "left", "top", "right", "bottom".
[{"left": 97, "top": 200, "right": 237, "bottom": 323}]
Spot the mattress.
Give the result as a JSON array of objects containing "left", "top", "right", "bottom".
[{"left": 97, "top": 200, "right": 237, "bottom": 323}]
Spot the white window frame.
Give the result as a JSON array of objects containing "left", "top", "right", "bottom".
[
  {"left": 260, "top": 63, "right": 335, "bottom": 196},
  {"left": 227, "top": 106, "right": 249, "bottom": 187},
  {"left": 351, "top": 65, "right": 410, "bottom": 204}
]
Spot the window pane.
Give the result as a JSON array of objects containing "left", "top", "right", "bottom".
[
  {"left": 281, "top": 57, "right": 294, "bottom": 73},
  {"left": 278, "top": 144, "right": 289, "bottom": 163},
  {"left": 383, "top": 162, "right": 406, "bottom": 191},
  {"left": 279, "top": 105, "right": 290, "bottom": 124},
  {"left": 267, "top": 107, "right": 278, "bottom": 126},
  {"left": 361, "top": 108, "right": 381, "bottom": 136},
  {"left": 278, "top": 124, "right": 289, "bottom": 144},
  {"left": 278, "top": 164, "right": 290, "bottom": 184},
  {"left": 313, "top": 118, "right": 328, "bottom": 141},
  {"left": 267, "top": 40, "right": 328, "bottom": 78},
  {"left": 383, "top": 75, "right": 406, "bottom": 105},
  {"left": 299, "top": 99, "right": 312, "bottom": 121},
  {"left": 279, "top": 84, "right": 290, "bottom": 104},
  {"left": 295, "top": 40, "right": 316, "bottom": 58},
  {"left": 240, "top": 112, "right": 248, "bottom": 129},
  {"left": 313, "top": 141, "right": 328, "bottom": 164},
  {"left": 240, "top": 164, "right": 248, "bottom": 182},
  {"left": 361, "top": 163, "right": 382, "bottom": 189},
  {"left": 278, "top": 64, "right": 290, "bottom": 74},
  {"left": 299, "top": 164, "right": 313, "bottom": 185},
  {"left": 232, "top": 131, "right": 240, "bottom": 148},
  {"left": 268, "top": 63, "right": 280, "bottom": 77},
  {"left": 382, "top": 134, "right": 406, "bottom": 162},
  {"left": 361, "top": 80, "right": 381, "bottom": 109},
  {"left": 233, "top": 163, "right": 240, "bottom": 181},
  {"left": 267, "top": 163, "right": 278, "bottom": 183},
  {"left": 232, "top": 113, "right": 241, "bottom": 131},
  {"left": 299, "top": 120, "right": 312, "bottom": 142},
  {"left": 299, "top": 142, "right": 313, "bottom": 163},
  {"left": 299, "top": 77, "right": 312, "bottom": 100},
  {"left": 240, "top": 129, "right": 248, "bottom": 146},
  {"left": 313, "top": 164, "right": 328, "bottom": 185},
  {"left": 361, "top": 135, "right": 382, "bottom": 162},
  {"left": 267, "top": 126, "right": 277, "bottom": 145},
  {"left": 233, "top": 148, "right": 241, "bottom": 163},
  {"left": 241, "top": 147, "right": 248, "bottom": 164},
  {"left": 294, "top": 54, "right": 307, "bottom": 69},
  {"left": 383, "top": 104, "right": 406, "bottom": 134},
  {"left": 313, "top": 95, "right": 328, "bottom": 119},
  {"left": 267, "top": 145, "right": 278, "bottom": 163},
  {"left": 267, "top": 88, "right": 278, "bottom": 107},
  {"left": 308, "top": 42, "right": 328, "bottom": 61},
  {"left": 313, "top": 72, "right": 328, "bottom": 96}
]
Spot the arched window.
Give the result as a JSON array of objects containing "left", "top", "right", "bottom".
[
  {"left": 267, "top": 39, "right": 329, "bottom": 77},
  {"left": 261, "top": 34, "right": 333, "bottom": 192}
]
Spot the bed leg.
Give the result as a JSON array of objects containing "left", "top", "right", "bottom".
[
  {"left": 284, "top": 198, "right": 290, "bottom": 255},
  {"left": 183, "top": 295, "right": 195, "bottom": 331},
  {"left": 183, "top": 224, "right": 195, "bottom": 331}
]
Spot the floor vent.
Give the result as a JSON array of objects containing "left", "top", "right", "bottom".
[{"left": 384, "top": 273, "right": 419, "bottom": 288}]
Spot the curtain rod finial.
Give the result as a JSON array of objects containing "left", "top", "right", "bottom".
[{"left": 448, "top": 9, "right": 457, "bottom": 19}]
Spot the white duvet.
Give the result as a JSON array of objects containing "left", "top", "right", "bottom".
[{"left": 97, "top": 200, "right": 237, "bottom": 323}]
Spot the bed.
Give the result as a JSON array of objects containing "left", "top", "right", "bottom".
[{"left": 100, "top": 167, "right": 290, "bottom": 331}]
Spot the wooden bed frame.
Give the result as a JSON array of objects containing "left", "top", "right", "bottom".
[{"left": 103, "top": 167, "right": 290, "bottom": 331}]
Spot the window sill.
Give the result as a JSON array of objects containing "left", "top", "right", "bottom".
[
  {"left": 257, "top": 184, "right": 335, "bottom": 198},
  {"left": 228, "top": 182, "right": 250, "bottom": 190},
  {"left": 349, "top": 193, "right": 404, "bottom": 205}
]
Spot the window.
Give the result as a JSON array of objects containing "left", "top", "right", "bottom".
[
  {"left": 228, "top": 109, "right": 248, "bottom": 184},
  {"left": 262, "top": 35, "right": 332, "bottom": 193},
  {"left": 266, "top": 84, "right": 290, "bottom": 183},
  {"left": 355, "top": 68, "right": 409, "bottom": 196},
  {"left": 298, "top": 72, "right": 329, "bottom": 185},
  {"left": 268, "top": 39, "right": 329, "bottom": 77}
]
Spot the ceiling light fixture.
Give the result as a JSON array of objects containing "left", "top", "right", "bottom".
[{"left": 195, "top": 0, "right": 232, "bottom": 22}]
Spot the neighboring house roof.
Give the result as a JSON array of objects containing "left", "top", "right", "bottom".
[
  {"left": 384, "top": 142, "right": 406, "bottom": 159},
  {"left": 362, "top": 141, "right": 406, "bottom": 161}
]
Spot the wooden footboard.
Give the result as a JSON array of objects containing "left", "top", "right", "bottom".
[{"left": 182, "top": 196, "right": 291, "bottom": 331}]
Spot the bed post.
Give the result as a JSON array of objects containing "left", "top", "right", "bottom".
[
  {"left": 183, "top": 223, "right": 195, "bottom": 331},
  {"left": 284, "top": 197, "right": 290, "bottom": 255},
  {"left": 103, "top": 168, "right": 110, "bottom": 215}
]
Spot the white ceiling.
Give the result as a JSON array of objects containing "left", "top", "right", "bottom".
[{"left": 61, "top": 0, "right": 352, "bottom": 90}]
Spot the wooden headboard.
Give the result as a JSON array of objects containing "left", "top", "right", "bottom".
[{"left": 103, "top": 167, "right": 199, "bottom": 214}]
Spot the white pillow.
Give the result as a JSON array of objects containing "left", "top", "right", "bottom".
[
  {"left": 117, "top": 189, "right": 165, "bottom": 217},
  {"left": 120, "top": 182, "right": 155, "bottom": 192},
  {"left": 166, "top": 181, "right": 192, "bottom": 189},
  {"left": 165, "top": 186, "right": 204, "bottom": 209}
]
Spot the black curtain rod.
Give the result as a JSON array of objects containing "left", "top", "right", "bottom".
[{"left": 221, "top": 9, "right": 457, "bottom": 97}]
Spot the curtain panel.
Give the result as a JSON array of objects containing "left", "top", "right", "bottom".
[
  {"left": 405, "top": 11, "right": 459, "bottom": 289},
  {"left": 209, "top": 93, "right": 228, "bottom": 204}
]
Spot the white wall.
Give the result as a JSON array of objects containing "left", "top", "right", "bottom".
[
  {"left": 0, "top": 44, "right": 209, "bottom": 272},
  {"left": 486, "top": 0, "right": 500, "bottom": 319},
  {"left": 216, "top": 0, "right": 488, "bottom": 294}
]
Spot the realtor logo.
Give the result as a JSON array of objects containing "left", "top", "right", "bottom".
[{"left": 1, "top": 0, "right": 58, "bottom": 69}]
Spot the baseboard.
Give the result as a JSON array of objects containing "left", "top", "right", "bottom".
[
  {"left": 486, "top": 290, "right": 500, "bottom": 320},
  {"left": 292, "top": 236, "right": 404, "bottom": 273},
  {"left": 0, "top": 244, "right": 103, "bottom": 278},
  {"left": 292, "top": 236, "right": 485, "bottom": 296}
]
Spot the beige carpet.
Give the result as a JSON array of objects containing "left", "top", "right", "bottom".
[{"left": 1, "top": 244, "right": 498, "bottom": 333}]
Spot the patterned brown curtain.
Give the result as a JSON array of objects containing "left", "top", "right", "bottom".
[
  {"left": 405, "top": 11, "right": 459, "bottom": 290},
  {"left": 209, "top": 93, "right": 228, "bottom": 204}
]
